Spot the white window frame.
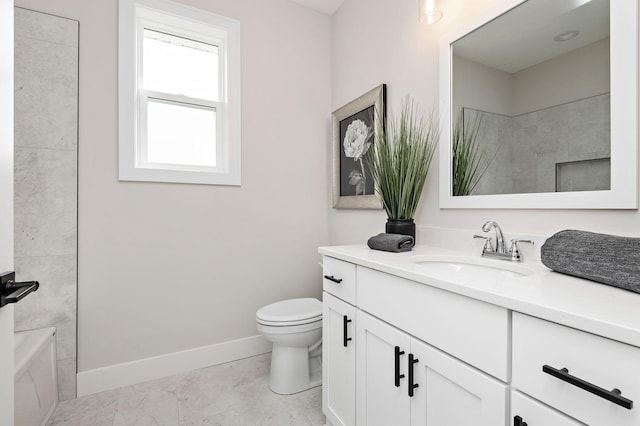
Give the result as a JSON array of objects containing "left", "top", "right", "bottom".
[{"left": 119, "top": 0, "right": 241, "bottom": 185}]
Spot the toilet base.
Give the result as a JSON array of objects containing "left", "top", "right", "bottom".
[{"left": 268, "top": 345, "right": 322, "bottom": 395}]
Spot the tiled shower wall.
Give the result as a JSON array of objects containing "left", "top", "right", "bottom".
[
  {"left": 14, "top": 7, "right": 78, "bottom": 401},
  {"left": 468, "top": 93, "right": 611, "bottom": 195}
]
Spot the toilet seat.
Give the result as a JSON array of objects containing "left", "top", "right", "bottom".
[
  {"left": 256, "top": 298, "right": 322, "bottom": 327},
  {"left": 256, "top": 318, "right": 322, "bottom": 335}
]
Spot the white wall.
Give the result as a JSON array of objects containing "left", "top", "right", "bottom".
[
  {"left": 15, "top": 0, "right": 331, "bottom": 375},
  {"left": 453, "top": 38, "right": 610, "bottom": 117},
  {"left": 512, "top": 38, "right": 610, "bottom": 115},
  {"left": 330, "top": 0, "right": 640, "bottom": 245},
  {"left": 452, "top": 55, "right": 512, "bottom": 116}
]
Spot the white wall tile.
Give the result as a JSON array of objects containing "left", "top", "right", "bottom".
[
  {"left": 14, "top": 7, "right": 78, "bottom": 47},
  {"left": 14, "top": 34, "right": 77, "bottom": 151},
  {"left": 14, "top": 7, "right": 78, "bottom": 401}
]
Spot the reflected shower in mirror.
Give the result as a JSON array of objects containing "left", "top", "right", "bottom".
[{"left": 451, "top": 0, "right": 610, "bottom": 196}]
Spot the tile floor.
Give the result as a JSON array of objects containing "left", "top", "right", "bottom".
[{"left": 46, "top": 354, "right": 325, "bottom": 426}]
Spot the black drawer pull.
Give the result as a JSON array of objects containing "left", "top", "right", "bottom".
[
  {"left": 542, "top": 365, "right": 633, "bottom": 410},
  {"left": 324, "top": 275, "right": 343, "bottom": 284},
  {"left": 342, "top": 315, "right": 352, "bottom": 347},
  {"left": 408, "top": 353, "right": 419, "bottom": 397},
  {"left": 394, "top": 346, "right": 405, "bottom": 387}
]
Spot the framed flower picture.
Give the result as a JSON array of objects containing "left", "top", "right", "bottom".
[{"left": 332, "top": 84, "right": 386, "bottom": 209}]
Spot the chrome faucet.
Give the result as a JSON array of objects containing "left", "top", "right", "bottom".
[
  {"left": 473, "top": 221, "right": 533, "bottom": 262},
  {"left": 482, "top": 220, "right": 505, "bottom": 253}
]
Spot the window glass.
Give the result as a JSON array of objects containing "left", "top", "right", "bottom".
[
  {"left": 146, "top": 98, "right": 217, "bottom": 167},
  {"left": 142, "top": 29, "right": 219, "bottom": 101}
]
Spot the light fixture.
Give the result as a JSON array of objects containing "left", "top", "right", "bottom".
[
  {"left": 419, "top": 0, "right": 443, "bottom": 25},
  {"left": 554, "top": 30, "right": 580, "bottom": 42}
]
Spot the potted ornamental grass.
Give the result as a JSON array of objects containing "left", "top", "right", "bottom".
[{"left": 366, "top": 97, "right": 440, "bottom": 241}]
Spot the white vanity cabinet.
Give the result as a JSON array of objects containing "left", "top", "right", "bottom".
[
  {"left": 322, "top": 255, "right": 509, "bottom": 426},
  {"left": 322, "top": 258, "right": 357, "bottom": 426},
  {"left": 320, "top": 246, "right": 640, "bottom": 426},
  {"left": 356, "top": 310, "right": 507, "bottom": 426}
]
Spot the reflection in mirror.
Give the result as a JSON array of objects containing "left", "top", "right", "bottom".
[{"left": 451, "top": 0, "right": 610, "bottom": 196}]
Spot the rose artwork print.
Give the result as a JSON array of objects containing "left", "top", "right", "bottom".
[
  {"left": 339, "top": 106, "right": 376, "bottom": 196},
  {"left": 344, "top": 119, "right": 372, "bottom": 162},
  {"left": 344, "top": 119, "right": 372, "bottom": 195}
]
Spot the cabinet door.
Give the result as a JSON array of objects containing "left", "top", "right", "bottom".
[
  {"left": 323, "top": 292, "right": 357, "bottom": 426},
  {"left": 511, "top": 391, "right": 583, "bottom": 426},
  {"left": 356, "top": 310, "right": 411, "bottom": 426},
  {"left": 410, "top": 338, "right": 508, "bottom": 426}
]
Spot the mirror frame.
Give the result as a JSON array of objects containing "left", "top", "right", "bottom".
[{"left": 439, "top": 0, "right": 638, "bottom": 209}]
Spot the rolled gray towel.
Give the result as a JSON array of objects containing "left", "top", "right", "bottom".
[
  {"left": 367, "top": 233, "right": 414, "bottom": 253},
  {"left": 541, "top": 230, "right": 640, "bottom": 294}
]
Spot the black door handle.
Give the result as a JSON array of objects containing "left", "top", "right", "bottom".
[
  {"left": 342, "top": 315, "right": 352, "bottom": 347},
  {"left": 324, "top": 275, "right": 343, "bottom": 284},
  {"left": 542, "top": 365, "right": 633, "bottom": 409},
  {"left": 408, "top": 353, "right": 419, "bottom": 397},
  {"left": 0, "top": 271, "right": 39, "bottom": 308},
  {"left": 394, "top": 346, "right": 405, "bottom": 387},
  {"left": 514, "top": 415, "right": 527, "bottom": 426}
]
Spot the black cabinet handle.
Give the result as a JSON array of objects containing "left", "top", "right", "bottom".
[
  {"left": 408, "top": 353, "right": 419, "bottom": 397},
  {"left": 514, "top": 415, "right": 527, "bottom": 426},
  {"left": 394, "top": 346, "right": 405, "bottom": 387},
  {"left": 542, "top": 365, "right": 633, "bottom": 410},
  {"left": 342, "top": 315, "right": 352, "bottom": 347},
  {"left": 324, "top": 275, "right": 343, "bottom": 284}
]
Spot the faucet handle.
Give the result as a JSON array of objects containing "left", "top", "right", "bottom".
[
  {"left": 474, "top": 234, "right": 494, "bottom": 252},
  {"left": 509, "top": 239, "right": 534, "bottom": 262}
]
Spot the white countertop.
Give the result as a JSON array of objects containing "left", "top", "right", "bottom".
[{"left": 319, "top": 244, "right": 640, "bottom": 348}]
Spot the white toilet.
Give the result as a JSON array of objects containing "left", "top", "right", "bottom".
[{"left": 256, "top": 298, "right": 323, "bottom": 394}]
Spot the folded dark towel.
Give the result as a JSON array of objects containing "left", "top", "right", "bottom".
[
  {"left": 541, "top": 230, "right": 640, "bottom": 294},
  {"left": 367, "top": 233, "right": 414, "bottom": 253}
]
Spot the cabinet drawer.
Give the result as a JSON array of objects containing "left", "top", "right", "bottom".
[
  {"left": 357, "top": 266, "right": 509, "bottom": 381},
  {"left": 322, "top": 256, "right": 356, "bottom": 304},
  {"left": 512, "top": 313, "right": 640, "bottom": 426},
  {"left": 511, "top": 391, "right": 582, "bottom": 426}
]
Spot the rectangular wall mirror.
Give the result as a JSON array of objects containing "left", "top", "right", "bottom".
[{"left": 439, "top": 0, "right": 638, "bottom": 209}]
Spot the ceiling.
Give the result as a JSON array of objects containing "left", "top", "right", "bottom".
[
  {"left": 288, "top": 0, "right": 345, "bottom": 15},
  {"left": 453, "top": 0, "right": 610, "bottom": 74}
]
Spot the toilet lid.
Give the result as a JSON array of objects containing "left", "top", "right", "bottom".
[{"left": 256, "top": 298, "right": 322, "bottom": 324}]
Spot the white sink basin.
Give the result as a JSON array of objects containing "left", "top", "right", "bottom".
[{"left": 409, "top": 255, "right": 534, "bottom": 278}]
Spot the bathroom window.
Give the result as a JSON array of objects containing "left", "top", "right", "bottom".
[{"left": 118, "top": 0, "right": 241, "bottom": 185}]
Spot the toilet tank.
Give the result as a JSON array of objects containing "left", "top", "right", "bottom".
[{"left": 14, "top": 327, "right": 58, "bottom": 426}]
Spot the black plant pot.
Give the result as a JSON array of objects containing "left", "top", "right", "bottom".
[{"left": 385, "top": 219, "right": 416, "bottom": 245}]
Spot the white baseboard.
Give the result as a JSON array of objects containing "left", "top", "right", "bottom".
[{"left": 77, "top": 334, "right": 271, "bottom": 397}]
